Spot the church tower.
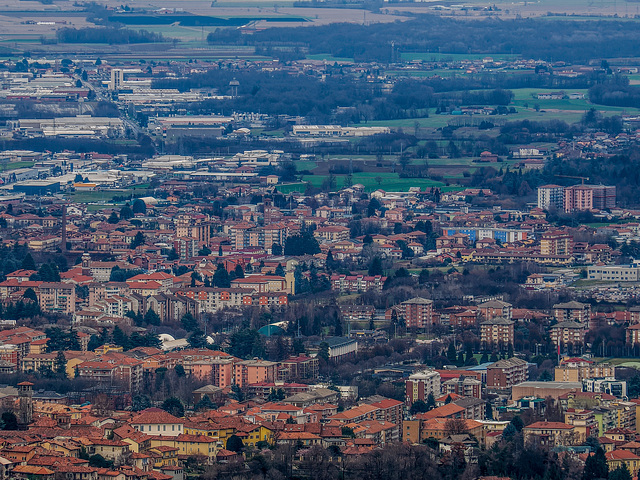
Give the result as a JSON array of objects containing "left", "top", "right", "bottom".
[{"left": 17, "top": 381, "right": 33, "bottom": 428}]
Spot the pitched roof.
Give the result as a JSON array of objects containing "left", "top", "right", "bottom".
[
  {"left": 523, "top": 421, "right": 574, "bottom": 430},
  {"left": 131, "top": 408, "right": 183, "bottom": 425}
]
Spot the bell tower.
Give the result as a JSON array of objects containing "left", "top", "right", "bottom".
[{"left": 17, "top": 381, "right": 33, "bottom": 428}]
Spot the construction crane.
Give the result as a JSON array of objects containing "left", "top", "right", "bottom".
[{"left": 555, "top": 174, "right": 590, "bottom": 185}]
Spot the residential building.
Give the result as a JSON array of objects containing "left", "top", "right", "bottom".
[
  {"left": 38, "top": 282, "right": 76, "bottom": 314},
  {"left": 233, "top": 360, "right": 278, "bottom": 387},
  {"left": 406, "top": 370, "right": 441, "bottom": 405},
  {"left": 550, "top": 321, "right": 588, "bottom": 349},
  {"left": 537, "top": 185, "right": 564, "bottom": 210},
  {"left": 385, "top": 297, "right": 434, "bottom": 330},
  {"left": 554, "top": 358, "right": 615, "bottom": 382},
  {"left": 522, "top": 421, "right": 577, "bottom": 447},
  {"left": 486, "top": 358, "right": 528, "bottom": 389},
  {"left": 131, "top": 408, "right": 184, "bottom": 437},
  {"left": 480, "top": 317, "right": 515, "bottom": 350},
  {"left": 553, "top": 301, "right": 591, "bottom": 323},
  {"left": 478, "top": 300, "right": 513, "bottom": 321},
  {"left": 540, "top": 231, "right": 573, "bottom": 256}
]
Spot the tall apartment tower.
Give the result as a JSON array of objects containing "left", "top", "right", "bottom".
[
  {"left": 537, "top": 185, "right": 564, "bottom": 210},
  {"left": 109, "top": 69, "right": 124, "bottom": 91}
]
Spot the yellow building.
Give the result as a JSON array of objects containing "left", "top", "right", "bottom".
[
  {"left": 150, "top": 434, "right": 219, "bottom": 464},
  {"left": 236, "top": 424, "right": 274, "bottom": 447},
  {"left": 148, "top": 445, "right": 178, "bottom": 467},
  {"left": 184, "top": 422, "right": 234, "bottom": 446},
  {"left": 606, "top": 450, "right": 640, "bottom": 477}
]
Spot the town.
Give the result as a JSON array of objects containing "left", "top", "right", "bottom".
[{"left": 2, "top": 0, "right": 640, "bottom": 480}]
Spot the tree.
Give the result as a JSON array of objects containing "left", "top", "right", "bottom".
[
  {"left": 583, "top": 448, "right": 608, "bottom": 480},
  {"left": 444, "top": 418, "right": 468, "bottom": 435},
  {"left": 341, "top": 426, "right": 356, "bottom": 438},
  {"left": 230, "top": 384, "right": 244, "bottom": 402},
  {"left": 275, "top": 263, "right": 285, "bottom": 277},
  {"left": 226, "top": 435, "right": 244, "bottom": 452},
  {"left": 54, "top": 350, "right": 67, "bottom": 378},
  {"left": 609, "top": 464, "right": 632, "bottom": 480},
  {"left": 161, "top": 397, "right": 184, "bottom": 418},
  {"left": 175, "top": 364, "right": 186, "bottom": 377},
  {"left": 112, "top": 326, "right": 129, "bottom": 349},
  {"left": 188, "top": 328, "right": 208, "bottom": 349},
  {"left": 132, "top": 198, "right": 147, "bottom": 214},
  {"left": 485, "top": 402, "right": 493, "bottom": 420},
  {"left": 120, "top": 204, "right": 134, "bottom": 220},
  {"left": 89, "top": 454, "right": 113, "bottom": 469},
  {"left": 410, "top": 400, "right": 429, "bottom": 415},
  {"left": 144, "top": 308, "right": 160, "bottom": 326},
  {"left": 318, "top": 342, "right": 330, "bottom": 363},
  {"left": 284, "top": 233, "right": 321, "bottom": 256},
  {"left": 195, "top": 395, "right": 216, "bottom": 411},
  {"left": 213, "top": 264, "right": 231, "bottom": 288},
  {"left": 107, "top": 211, "right": 119, "bottom": 224},
  {"left": 23, "top": 288, "right": 38, "bottom": 302},
  {"left": 368, "top": 256, "right": 383, "bottom": 276},
  {"left": 131, "top": 231, "right": 146, "bottom": 249},
  {"left": 447, "top": 343, "right": 457, "bottom": 363},
  {"left": 425, "top": 392, "right": 436, "bottom": 411},
  {"left": 181, "top": 312, "right": 198, "bottom": 332},
  {"left": 511, "top": 416, "right": 524, "bottom": 432},
  {"left": 132, "top": 395, "right": 151, "bottom": 412},
  {"left": 229, "top": 328, "right": 263, "bottom": 357},
  {"left": 272, "top": 243, "right": 283, "bottom": 256},
  {"left": 1, "top": 412, "right": 17, "bottom": 430},
  {"left": 502, "top": 423, "right": 516, "bottom": 440},
  {"left": 234, "top": 264, "right": 244, "bottom": 279},
  {"left": 21, "top": 253, "right": 36, "bottom": 271}
]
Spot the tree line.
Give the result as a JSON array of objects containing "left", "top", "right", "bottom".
[
  {"left": 207, "top": 15, "right": 640, "bottom": 63},
  {"left": 56, "top": 27, "right": 167, "bottom": 44}
]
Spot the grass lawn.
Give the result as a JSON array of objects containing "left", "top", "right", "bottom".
[
  {"left": 594, "top": 358, "right": 640, "bottom": 368},
  {"left": 294, "top": 160, "right": 317, "bottom": 171},
  {"left": 510, "top": 88, "right": 640, "bottom": 114},
  {"left": 299, "top": 172, "right": 461, "bottom": 192},
  {"left": 0, "top": 161, "right": 34, "bottom": 171}
]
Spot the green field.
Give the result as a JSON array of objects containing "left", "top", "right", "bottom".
[
  {"left": 301, "top": 172, "right": 452, "bottom": 192},
  {"left": 0, "top": 161, "right": 35, "bottom": 172},
  {"left": 594, "top": 358, "right": 640, "bottom": 368}
]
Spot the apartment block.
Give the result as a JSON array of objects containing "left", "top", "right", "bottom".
[
  {"left": 38, "top": 282, "right": 76, "bottom": 315},
  {"left": 486, "top": 357, "right": 528, "bottom": 389},
  {"left": 480, "top": 317, "right": 515, "bottom": 349},
  {"left": 537, "top": 184, "right": 564, "bottom": 210},
  {"left": 405, "top": 370, "right": 441, "bottom": 405},
  {"left": 386, "top": 297, "right": 434, "bottom": 329}
]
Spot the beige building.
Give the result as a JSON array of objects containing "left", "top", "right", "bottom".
[
  {"left": 38, "top": 282, "right": 76, "bottom": 314},
  {"left": 550, "top": 321, "right": 587, "bottom": 349},
  {"left": 480, "top": 317, "right": 514, "bottom": 349},
  {"left": 553, "top": 301, "right": 591, "bottom": 323},
  {"left": 523, "top": 421, "right": 577, "bottom": 447},
  {"left": 554, "top": 357, "right": 615, "bottom": 382}
]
